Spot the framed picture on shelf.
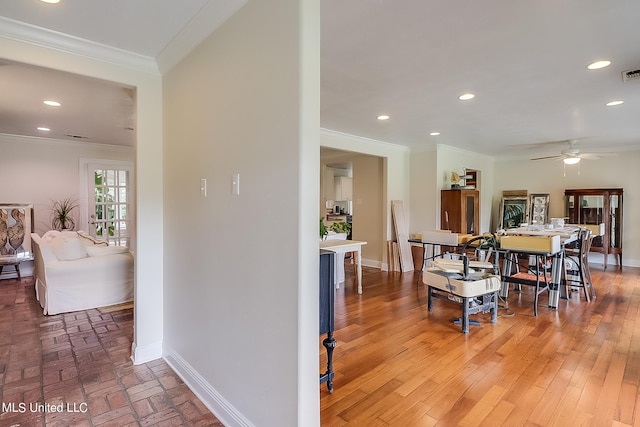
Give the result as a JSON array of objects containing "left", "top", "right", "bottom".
[{"left": 529, "top": 194, "right": 550, "bottom": 225}]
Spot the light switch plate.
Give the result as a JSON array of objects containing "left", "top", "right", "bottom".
[
  {"left": 200, "top": 178, "right": 207, "bottom": 197},
  {"left": 232, "top": 173, "right": 240, "bottom": 196}
]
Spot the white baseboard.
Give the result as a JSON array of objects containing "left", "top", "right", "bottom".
[
  {"left": 130, "top": 341, "right": 162, "bottom": 365},
  {"left": 587, "top": 254, "right": 638, "bottom": 268},
  {"left": 163, "top": 346, "right": 254, "bottom": 427},
  {"left": 361, "top": 258, "right": 383, "bottom": 269}
]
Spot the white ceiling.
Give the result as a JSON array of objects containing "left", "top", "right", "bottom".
[{"left": 1, "top": 0, "right": 639, "bottom": 159}]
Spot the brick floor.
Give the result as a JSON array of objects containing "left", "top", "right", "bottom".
[{"left": 0, "top": 276, "right": 224, "bottom": 426}]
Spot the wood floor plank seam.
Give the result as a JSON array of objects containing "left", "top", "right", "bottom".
[{"left": 321, "top": 263, "right": 640, "bottom": 426}]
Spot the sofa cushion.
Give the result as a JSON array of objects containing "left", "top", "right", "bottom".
[
  {"left": 49, "top": 237, "right": 88, "bottom": 261},
  {"left": 86, "top": 245, "right": 129, "bottom": 257}
]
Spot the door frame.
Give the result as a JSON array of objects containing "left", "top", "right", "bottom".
[{"left": 79, "top": 158, "right": 135, "bottom": 250}]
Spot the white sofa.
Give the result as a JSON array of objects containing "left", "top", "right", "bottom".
[{"left": 31, "top": 231, "right": 134, "bottom": 315}]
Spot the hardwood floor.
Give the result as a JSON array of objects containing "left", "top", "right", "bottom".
[{"left": 321, "top": 262, "right": 640, "bottom": 426}]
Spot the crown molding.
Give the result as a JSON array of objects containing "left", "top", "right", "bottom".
[
  {"left": 156, "top": 0, "right": 248, "bottom": 74},
  {"left": 321, "top": 128, "right": 410, "bottom": 153},
  {"left": 436, "top": 144, "right": 495, "bottom": 161},
  {"left": 0, "top": 16, "right": 159, "bottom": 75},
  {"left": 0, "top": 132, "right": 134, "bottom": 153}
]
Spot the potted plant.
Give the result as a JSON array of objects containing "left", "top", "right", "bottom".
[
  {"left": 330, "top": 221, "right": 351, "bottom": 235},
  {"left": 50, "top": 197, "right": 79, "bottom": 230},
  {"left": 320, "top": 217, "right": 328, "bottom": 240}
]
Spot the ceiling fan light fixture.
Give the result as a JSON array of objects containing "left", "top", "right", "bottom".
[
  {"left": 587, "top": 60, "right": 611, "bottom": 70},
  {"left": 563, "top": 156, "right": 581, "bottom": 165}
]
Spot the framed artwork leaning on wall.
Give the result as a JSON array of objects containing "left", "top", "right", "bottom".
[
  {"left": 499, "top": 196, "right": 529, "bottom": 230},
  {"left": 529, "top": 194, "right": 550, "bottom": 225},
  {"left": 0, "top": 203, "right": 34, "bottom": 257}
]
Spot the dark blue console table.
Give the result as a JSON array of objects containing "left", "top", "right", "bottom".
[{"left": 319, "top": 250, "right": 336, "bottom": 393}]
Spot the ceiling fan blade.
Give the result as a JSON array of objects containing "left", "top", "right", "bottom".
[
  {"left": 578, "top": 152, "right": 617, "bottom": 160},
  {"left": 530, "top": 155, "right": 563, "bottom": 161}
]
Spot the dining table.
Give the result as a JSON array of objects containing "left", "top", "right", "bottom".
[
  {"left": 319, "top": 239, "right": 367, "bottom": 294},
  {"left": 500, "top": 226, "right": 579, "bottom": 308}
]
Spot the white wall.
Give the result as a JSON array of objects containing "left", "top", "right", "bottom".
[
  {"left": 409, "top": 145, "right": 495, "bottom": 237},
  {"left": 0, "top": 35, "right": 164, "bottom": 364},
  {"left": 351, "top": 154, "right": 384, "bottom": 264},
  {"left": 0, "top": 134, "right": 133, "bottom": 235},
  {"left": 436, "top": 145, "right": 495, "bottom": 233},
  {"left": 409, "top": 148, "right": 438, "bottom": 234},
  {"left": 162, "top": 1, "right": 319, "bottom": 426},
  {"left": 495, "top": 153, "right": 640, "bottom": 266}
]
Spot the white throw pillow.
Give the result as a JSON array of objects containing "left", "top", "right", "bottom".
[
  {"left": 85, "top": 245, "right": 129, "bottom": 257},
  {"left": 49, "top": 237, "right": 88, "bottom": 261},
  {"left": 42, "top": 230, "right": 62, "bottom": 241}
]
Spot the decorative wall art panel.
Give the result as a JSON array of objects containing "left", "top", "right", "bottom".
[
  {"left": 0, "top": 204, "right": 34, "bottom": 256},
  {"left": 529, "top": 194, "right": 550, "bottom": 225}
]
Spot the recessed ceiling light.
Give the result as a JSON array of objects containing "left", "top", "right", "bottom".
[
  {"left": 40, "top": 0, "right": 61, "bottom": 3},
  {"left": 458, "top": 93, "right": 475, "bottom": 101},
  {"left": 606, "top": 100, "right": 624, "bottom": 106},
  {"left": 430, "top": 132, "right": 440, "bottom": 136},
  {"left": 43, "top": 100, "right": 61, "bottom": 107},
  {"left": 377, "top": 115, "right": 390, "bottom": 121},
  {"left": 37, "top": 127, "right": 51, "bottom": 131},
  {"left": 587, "top": 60, "right": 611, "bottom": 70}
]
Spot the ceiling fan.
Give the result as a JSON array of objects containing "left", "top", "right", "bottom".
[{"left": 530, "top": 139, "right": 615, "bottom": 164}]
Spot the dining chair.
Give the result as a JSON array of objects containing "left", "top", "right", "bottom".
[
  {"left": 503, "top": 252, "right": 552, "bottom": 316},
  {"left": 564, "top": 228, "right": 594, "bottom": 301}
]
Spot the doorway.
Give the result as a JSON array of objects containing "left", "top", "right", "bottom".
[
  {"left": 321, "top": 147, "right": 385, "bottom": 268},
  {"left": 80, "top": 160, "right": 135, "bottom": 250}
]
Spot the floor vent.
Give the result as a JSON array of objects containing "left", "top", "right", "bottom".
[{"left": 622, "top": 69, "right": 640, "bottom": 82}]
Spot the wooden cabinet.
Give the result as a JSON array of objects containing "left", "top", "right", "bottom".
[
  {"left": 322, "top": 166, "right": 335, "bottom": 202},
  {"left": 564, "top": 188, "right": 623, "bottom": 269},
  {"left": 440, "top": 189, "right": 479, "bottom": 234},
  {"left": 334, "top": 176, "right": 352, "bottom": 201}
]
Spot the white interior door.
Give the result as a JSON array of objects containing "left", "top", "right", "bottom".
[{"left": 82, "top": 161, "right": 134, "bottom": 248}]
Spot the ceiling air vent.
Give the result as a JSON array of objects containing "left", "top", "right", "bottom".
[{"left": 622, "top": 69, "right": 640, "bottom": 82}]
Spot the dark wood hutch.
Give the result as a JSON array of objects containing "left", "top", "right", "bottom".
[
  {"left": 441, "top": 189, "right": 479, "bottom": 235},
  {"left": 564, "top": 188, "right": 623, "bottom": 269}
]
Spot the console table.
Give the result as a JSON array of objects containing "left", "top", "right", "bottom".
[
  {"left": 319, "top": 239, "right": 367, "bottom": 294},
  {"left": 0, "top": 253, "right": 33, "bottom": 279},
  {"left": 319, "top": 250, "right": 336, "bottom": 393}
]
